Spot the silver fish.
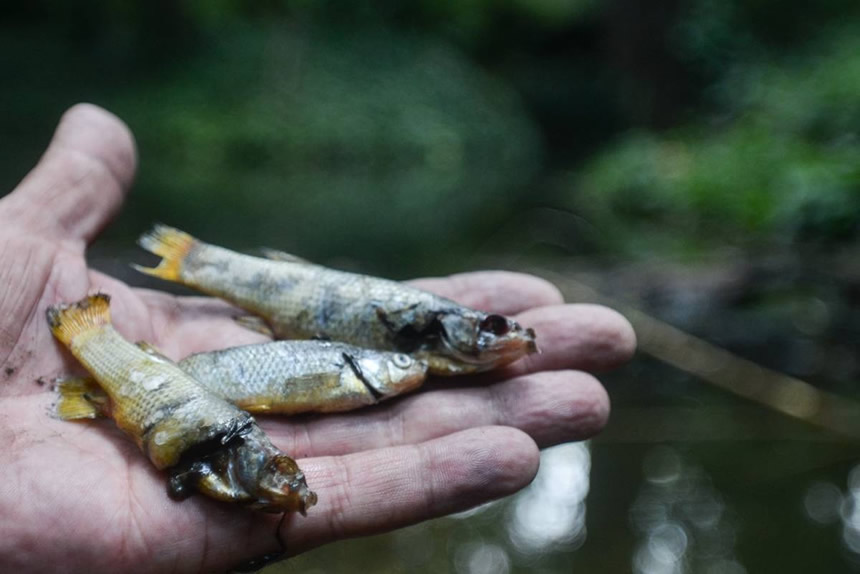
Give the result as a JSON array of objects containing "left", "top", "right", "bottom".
[
  {"left": 134, "top": 224, "right": 538, "bottom": 375},
  {"left": 59, "top": 340, "right": 428, "bottom": 416}
]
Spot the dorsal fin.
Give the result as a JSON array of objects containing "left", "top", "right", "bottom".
[
  {"left": 134, "top": 341, "right": 177, "bottom": 364},
  {"left": 55, "top": 376, "right": 109, "bottom": 420},
  {"left": 260, "top": 248, "right": 310, "bottom": 264}
]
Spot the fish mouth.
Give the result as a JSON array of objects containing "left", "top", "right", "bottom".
[
  {"left": 281, "top": 481, "right": 318, "bottom": 516},
  {"left": 525, "top": 328, "right": 539, "bottom": 354},
  {"left": 397, "top": 365, "right": 429, "bottom": 392},
  {"left": 254, "top": 454, "right": 318, "bottom": 515},
  {"left": 439, "top": 324, "right": 538, "bottom": 367}
]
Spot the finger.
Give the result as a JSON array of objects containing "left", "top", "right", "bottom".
[
  {"left": 0, "top": 392, "right": 281, "bottom": 574},
  {"left": 1, "top": 104, "right": 137, "bottom": 243},
  {"left": 409, "top": 271, "right": 564, "bottom": 315},
  {"left": 505, "top": 303, "right": 637, "bottom": 376},
  {"left": 9, "top": 395, "right": 537, "bottom": 572},
  {"left": 280, "top": 426, "right": 539, "bottom": 557},
  {"left": 261, "top": 369, "right": 608, "bottom": 457}
]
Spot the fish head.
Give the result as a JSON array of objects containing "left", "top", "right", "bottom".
[
  {"left": 254, "top": 454, "right": 318, "bottom": 515},
  {"left": 355, "top": 352, "right": 428, "bottom": 397},
  {"left": 424, "top": 311, "right": 537, "bottom": 375},
  {"left": 169, "top": 429, "right": 318, "bottom": 514}
]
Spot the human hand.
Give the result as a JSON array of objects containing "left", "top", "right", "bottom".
[{"left": 0, "top": 105, "right": 635, "bottom": 573}]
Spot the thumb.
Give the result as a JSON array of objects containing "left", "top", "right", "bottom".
[{"left": 0, "top": 104, "right": 137, "bottom": 244}]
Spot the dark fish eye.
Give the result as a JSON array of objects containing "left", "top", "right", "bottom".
[{"left": 480, "top": 314, "right": 510, "bottom": 336}]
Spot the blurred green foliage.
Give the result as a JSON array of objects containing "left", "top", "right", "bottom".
[
  {"left": 3, "top": 2, "right": 860, "bottom": 573},
  {"left": 564, "top": 11, "right": 860, "bottom": 257},
  {"left": 112, "top": 24, "right": 541, "bottom": 274},
  {"left": 4, "top": 0, "right": 858, "bottom": 271}
]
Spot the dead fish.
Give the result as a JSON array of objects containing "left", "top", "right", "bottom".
[
  {"left": 173, "top": 340, "right": 426, "bottom": 413},
  {"left": 134, "top": 224, "right": 538, "bottom": 375},
  {"left": 58, "top": 340, "right": 428, "bottom": 416},
  {"left": 46, "top": 294, "right": 317, "bottom": 514}
]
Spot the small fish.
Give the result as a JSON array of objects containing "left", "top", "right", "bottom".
[
  {"left": 134, "top": 225, "right": 538, "bottom": 375},
  {"left": 46, "top": 294, "right": 316, "bottom": 514},
  {"left": 179, "top": 340, "right": 427, "bottom": 413},
  {"left": 57, "top": 340, "right": 428, "bottom": 416}
]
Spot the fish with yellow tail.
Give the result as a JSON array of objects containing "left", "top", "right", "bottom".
[
  {"left": 134, "top": 224, "right": 538, "bottom": 375},
  {"left": 57, "top": 340, "right": 429, "bottom": 417},
  {"left": 46, "top": 294, "right": 317, "bottom": 514}
]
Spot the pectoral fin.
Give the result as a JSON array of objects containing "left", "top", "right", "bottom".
[
  {"left": 374, "top": 302, "right": 420, "bottom": 331},
  {"left": 55, "top": 377, "right": 109, "bottom": 420},
  {"left": 135, "top": 341, "right": 177, "bottom": 364},
  {"left": 373, "top": 302, "right": 441, "bottom": 335},
  {"left": 234, "top": 315, "right": 275, "bottom": 337}
]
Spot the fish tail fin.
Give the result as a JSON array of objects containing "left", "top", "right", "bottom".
[
  {"left": 55, "top": 376, "right": 108, "bottom": 420},
  {"left": 234, "top": 315, "right": 275, "bottom": 337},
  {"left": 134, "top": 224, "right": 196, "bottom": 282},
  {"left": 46, "top": 294, "right": 111, "bottom": 346}
]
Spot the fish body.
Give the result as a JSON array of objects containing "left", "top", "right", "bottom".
[
  {"left": 135, "top": 225, "right": 538, "bottom": 375},
  {"left": 60, "top": 341, "right": 428, "bottom": 416},
  {"left": 179, "top": 341, "right": 428, "bottom": 413},
  {"left": 47, "top": 294, "right": 316, "bottom": 514}
]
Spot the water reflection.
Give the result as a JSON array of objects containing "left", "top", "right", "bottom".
[
  {"left": 454, "top": 542, "right": 511, "bottom": 574},
  {"left": 506, "top": 442, "right": 591, "bottom": 553},
  {"left": 803, "top": 481, "right": 842, "bottom": 525},
  {"left": 630, "top": 447, "right": 745, "bottom": 574},
  {"left": 801, "top": 464, "right": 860, "bottom": 560},
  {"left": 826, "top": 463, "right": 860, "bottom": 557},
  {"left": 446, "top": 441, "right": 591, "bottom": 572}
]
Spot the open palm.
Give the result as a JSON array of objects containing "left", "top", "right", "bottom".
[{"left": 0, "top": 105, "right": 635, "bottom": 573}]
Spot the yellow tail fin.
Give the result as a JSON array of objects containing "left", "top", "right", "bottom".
[
  {"left": 55, "top": 376, "right": 109, "bottom": 420},
  {"left": 46, "top": 294, "right": 111, "bottom": 346},
  {"left": 133, "top": 224, "right": 196, "bottom": 282}
]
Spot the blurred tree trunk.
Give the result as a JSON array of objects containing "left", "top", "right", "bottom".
[{"left": 603, "top": 0, "right": 694, "bottom": 128}]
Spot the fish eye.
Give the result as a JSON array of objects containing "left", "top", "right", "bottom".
[
  {"left": 392, "top": 353, "right": 413, "bottom": 369},
  {"left": 479, "top": 314, "right": 510, "bottom": 336}
]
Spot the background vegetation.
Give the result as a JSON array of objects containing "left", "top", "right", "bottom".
[{"left": 2, "top": 1, "right": 859, "bottom": 572}]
